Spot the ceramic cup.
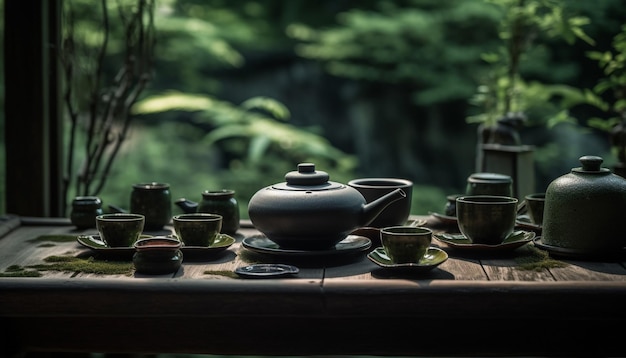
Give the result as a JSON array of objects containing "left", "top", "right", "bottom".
[
  {"left": 380, "top": 226, "right": 432, "bottom": 264},
  {"left": 348, "top": 178, "right": 413, "bottom": 228},
  {"left": 524, "top": 193, "right": 546, "bottom": 226},
  {"left": 173, "top": 213, "right": 223, "bottom": 247},
  {"left": 96, "top": 213, "right": 145, "bottom": 247},
  {"left": 456, "top": 195, "right": 518, "bottom": 245}
]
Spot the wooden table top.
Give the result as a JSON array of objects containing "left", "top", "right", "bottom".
[{"left": 0, "top": 214, "right": 625, "bottom": 357}]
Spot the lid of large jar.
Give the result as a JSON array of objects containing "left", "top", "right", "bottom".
[{"left": 467, "top": 172, "right": 513, "bottom": 184}]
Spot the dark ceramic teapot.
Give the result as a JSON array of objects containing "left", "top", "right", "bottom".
[
  {"left": 542, "top": 155, "right": 626, "bottom": 256},
  {"left": 247, "top": 163, "right": 406, "bottom": 250}
]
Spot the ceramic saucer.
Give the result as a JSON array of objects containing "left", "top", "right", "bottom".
[
  {"left": 367, "top": 247, "right": 448, "bottom": 272},
  {"left": 533, "top": 237, "right": 626, "bottom": 260},
  {"left": 241, "top": 235, "right": 371, "bottom": 257},
  {"left": 234, "top": 264, "right": 299, "bottom": 278},
  {"left": 433, "top": 230, "right": 535, "bottom": 252},
  {"left": 77, "top": 234, "right": 235, "bottom": 259},
  {"left": 430, "top": 212, "right": 457, "bottom": 224}
]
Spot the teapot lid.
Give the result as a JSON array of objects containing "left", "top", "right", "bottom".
[
  {"left": 571, "top": 155, "right": 611, "bottom": 174},
  {"left": 272, "top": 163, "right": 343, "bottom": 191}
]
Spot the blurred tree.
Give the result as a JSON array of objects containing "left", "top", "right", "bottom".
[{"left": 60, "top": 0, "right": 155, "bottom": 214}]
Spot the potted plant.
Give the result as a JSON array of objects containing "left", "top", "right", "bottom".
[{"left": 467, "top": 0, "right": 594, "bottom": 196}]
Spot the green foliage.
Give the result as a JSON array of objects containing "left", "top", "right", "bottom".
[
  {"left": 468, "top": 0, "right": 595, "bottom": 128},
  {"left": 133, "top": 92, "right": 356, "bottom": 169},
  {"left": 288, "top": 0, "right": 502, "bottom": 106},
  {"left": 586, "top": 23, "right": 626, "bottom": 129}
]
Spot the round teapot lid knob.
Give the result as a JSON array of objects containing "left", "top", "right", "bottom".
[
  {"left": 284, "top": 163, "right": 330, "bottom": 186},
  {"left": 297, "top": 163, "right": 316, "bottom": 173},
  {"left": 578, "top": 155, "right": 604, "bottom": 172}
]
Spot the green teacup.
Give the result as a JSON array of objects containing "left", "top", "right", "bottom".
[
  {"left": 524, "top": 193, "right": 546, "bottom": 226},
  {"left": 380, "top": 226, "right": 432, "bottom": 264},
  {"left": 96, "top": 213, "right": 145, "bottom": 247},
  {"left": 173, "top": 213, "right": 223, "bottom": 247},
  {"left": 456, "top": 195, "right": 518, "bottom": 245}
]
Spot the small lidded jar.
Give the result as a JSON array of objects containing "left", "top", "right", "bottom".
[
  {"left": 70, "top": 196, "right": 103, "bottom": 229},
  {"left": 466, "top": 172, "right": 513, "bottom": 197},
  {"left": 197, "top": 189, "right": 240, "bottom": 235}
]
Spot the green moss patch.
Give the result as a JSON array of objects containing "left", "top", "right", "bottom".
[
  {"left": 515, "top": 246, "right": 568, "bottom": 271},
  {"left": 27, "top": 255, "right": 133, "bottom": 275},
  {"left": 31, "top": 234, "right": 77, "bottom": 243},
  {"left": 0, "top": 265, "right": 41, "bottom": 277},
  {"left": 203, "top": 270, "right": 239, "bottom": 279}
]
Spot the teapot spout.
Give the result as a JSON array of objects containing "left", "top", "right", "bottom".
[
  {"left": 360, "top": 188, "right": 406, "bottom": 227},
  {"left": 175, "top": 198, "right": 198, "bottom": 214}
]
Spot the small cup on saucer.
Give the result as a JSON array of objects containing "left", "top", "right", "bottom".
[
  {"left": 456, "top": 195, "right": 518, "bottom": 245},
  {"left": 172, "top": 213, "right": 222, "bottom": 247},
  {"left": 96, "top": 213, "right": 145, "bottom": 247},
  {"left": 380, "top": 226, "right": 432, "bottom": 264},
  {"left": 524, "top": 193, "right": 546, "bottom": 226}
]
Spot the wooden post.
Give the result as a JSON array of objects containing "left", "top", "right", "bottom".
[{"left": 479, "top": 144, "right": 535, "bottom": 199}]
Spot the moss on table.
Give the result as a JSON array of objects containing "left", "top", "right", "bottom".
[
  {"left": 515, "top": 245, "right": 568, "bottom": 271},
  {"left": 27, "top": 255, "right": 134, "bottom": 275}
]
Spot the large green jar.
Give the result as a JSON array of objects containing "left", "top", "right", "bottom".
[
  {"left": 542, "top": 156, "right": 626, "bottom": 256},
  {"left": 197, "top": 189, "right": 240, "bottom": 235},
  {"left": 130, "top": 182, "right": 172, "bottom": 230}
]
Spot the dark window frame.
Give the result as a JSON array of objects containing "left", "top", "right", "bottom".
[{"left": 4, "top": 0, "right": 63, "bottom": 217}]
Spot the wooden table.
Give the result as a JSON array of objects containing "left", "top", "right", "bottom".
[{"left": 0, "top": 214, "right": 625, "bottom": 357}]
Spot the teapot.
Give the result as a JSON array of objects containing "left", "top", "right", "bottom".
[{"left": 247, "top": 163, "right": 407, "bottom": 250}]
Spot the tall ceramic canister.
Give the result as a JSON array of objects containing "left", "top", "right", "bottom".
[
  {"left": 542, "top": 155, "right": 626, "bottom": 254},
  {"left": 130, "top": 182, "right": 172, "bottom": 230}
]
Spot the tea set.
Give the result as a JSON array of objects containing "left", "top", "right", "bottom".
[{"left": 74, "top": 155, "right": 626, "bottom": 275}]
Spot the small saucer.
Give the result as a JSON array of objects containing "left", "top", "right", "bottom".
[
  {"left": 235, "top": 264, "right": 299, "bottom": 278},
  {"left": 77, "top": 234, "right": 235, "bottom": 259},
  {"left": 77, "top": 234, "right": 153, "bottom": 259},
  {"left": 433, "top": 230, "right": 535, "bottom": 252},
  {"left": 241, "top": 235, "right": 371, "bottom": 257},
  {"left": 367, "top": 247, "right": 448, "bottom": 272},
  {"left": 430, "top": 212, "right": 457, "bottom": 224},
  {"left": 533, "top": 237, "right": 626, "bottom": 260}
]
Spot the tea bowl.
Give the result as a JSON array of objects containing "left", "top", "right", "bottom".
[
  {"left": 173, "top": 213, "right": 223, "bottom": 247},
  {"left": 456, "top": 195, "right": 518, "bottom": 245},
  {"left": 524, "top": 193, "right": 546, "bottom": 226},
  {"left": 348, "top": 178, "right": 413, "bottom": 228},
  {"left": 379, "top": 226, "right": 432, "bottom": 264},
  {"left": 96, "top": 213, "right": 145, "bottom": 247}
]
